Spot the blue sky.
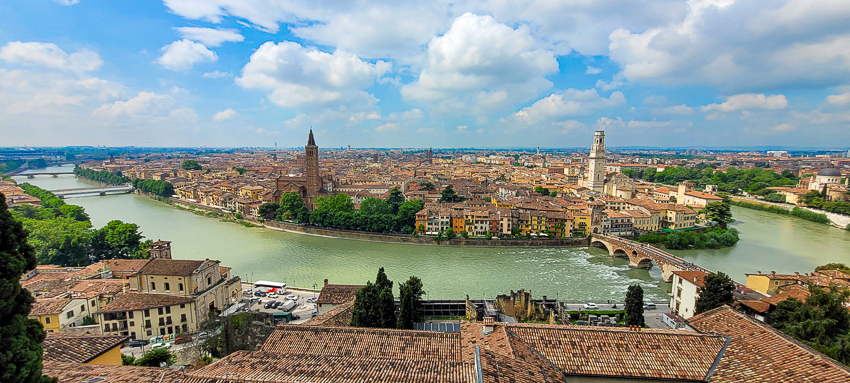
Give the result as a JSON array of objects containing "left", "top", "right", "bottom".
[{"left": 1, "top": 0, "right": 849, "bottom": 149}]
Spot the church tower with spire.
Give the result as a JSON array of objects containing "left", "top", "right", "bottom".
[{"left": 305, "top": 129, "right": 320, "bottom": 208}]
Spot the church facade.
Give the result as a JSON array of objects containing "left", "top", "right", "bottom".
[{"left": 273, "top": 130, "right": 326, "bottom": 210}]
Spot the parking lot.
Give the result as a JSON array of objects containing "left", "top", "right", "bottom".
[{"left": 245, "top": 285, "right": 320, "bottom": 324}]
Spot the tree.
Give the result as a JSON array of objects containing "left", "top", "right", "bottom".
[
  {"left": 622, "top": 168, "right": 636, "bottom": 178},
  {"left": 694, "top": 272, "right": 735, "bottom": 314},
  {"left": 121, "top": 354, "right": 136, "bottom": 366},
  {"left": 641, "top": 167, "right": 656, "bottom": 182},
  {"left": 234, "top": 167, "right": 247, "bottom": 174},
  {"left": 278, "top": 192, "right": 305, "bottom": 220},
  {"left": 445, "top": 227, "right": 456, "bottom": 240},
  {"left": 359, "top": 198, "right": 391, "bottom": 216},
  {"left": 439, "top": 185, "right": 464, "bottom": 203},
  {"left": 0, "top": 193, "right": 55, "bottom": 383},
  {"left": 625, "top": 284, "right": 645, "bottom": 326},
  {"left": 669, "top": 196, "right": 677, "bottom": 203},
  {"left": 534, "top": 186, "right": 549, "bottom": 196},
  {"left": 770, "top": 287, "right": 850, "bottom": 364},
  {"left": 135, "top": 347, "right": 175, "bottom": 367},
  {"left": 418, "top": 182, "right": 435, "bottom": 191},
  {"left": 702, "top": 201, "right": 734, "bottom": 229},
  {"left": 181, "top": 160, "right": 202, "bottom": 170},
  {"left": 90, "top": 220, "right": 145, "bottom": 261},
  {"left": 398, "top": 276, "right": 424, "bottom": 329},
  {"left": 815, "top": 263, "right": 850, "bottom": 276},
  {"left": 386, "top": 188, "right": 405, "bottom": 214},
  {"left": 435, "top": 230, "right": 444, "bottom": 244},
  {"left": 375, "top": 267, "right": 393, "bottom": 293},
  {"left": 314, "top": 194, "right": 355, "bottom": 214},
  {"left": 58, "top": 205, "right": 89, "bottom": 222},
  {"left": 396, "top": 200, "right": 424, "bottom": 229},
  {"left": 351, "top": 268, "right": 396, "bottom": 329},
  {"left": 549, "top": 191, "right": 558, "bottom": 197},
  {"left": 460, "top": 230, "right": 469, "bottom": 238},
  {"left": 258, "top": 203, "right": 280, "bottom": 220}
]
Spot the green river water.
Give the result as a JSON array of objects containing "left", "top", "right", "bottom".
[{"left": 13, "top": 165, "right": 850, "bottom": 301}]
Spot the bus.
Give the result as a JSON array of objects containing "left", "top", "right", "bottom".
[{"left": 253, "top": 280, "right": 286, "bottom": 293}]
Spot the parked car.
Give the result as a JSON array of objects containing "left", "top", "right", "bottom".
[
  {"left": 643, "top": 302, "right": 657, "bottom": 310},
  {"left": 311, "top": 310, "right": 318, "bottom": 317},
  {"left": 128, "top": 340, "right": 148, "bottom": 348},
  {"left": 197, "top": 332, "right": 211, "bottom": 340},
  {"left": 254, "top": 291, "right": 266, "bottom": 297},
  {"left": 286, "top": 295, "right": 297, "bottom": 301},
  {"left": 267, "top": 292, "right": 278, "bottom": 298},
  {"left": 291, "top": 314, "right": 301, "bottom": 320},
  {"left": 583, "top": 303, "right": 598, "bottom": 309},
  {"left": 306, "top": 297, "right": 317, "bottom": 303},
  {"left": 264, "top": 302, "right": 274, "bottom": 309},
  {"left": 174, "top": 336, "right": 192, "bottom": 345},
  {"left": 152, "top": 342, "right": 172, "bottom": 349}
]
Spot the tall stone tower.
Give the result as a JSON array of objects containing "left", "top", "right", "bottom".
[
  {"left": 587, "top": 130, "right": 606, "bottom": 192},
  {"left": 428, "top": 147, "right": 433, "bottom": 164},
  {"left": 305, "top": 129, "right": 320, "bottom": 206}
]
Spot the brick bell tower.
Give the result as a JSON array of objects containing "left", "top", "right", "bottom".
[{"left": 305, "top": 129, "right": 320, "bottom": 209}]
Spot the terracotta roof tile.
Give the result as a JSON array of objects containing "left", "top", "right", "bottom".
[
  {"left": 184, "top": 350, "right": 474, "bottom": 383},
  {"left": 42, "top": 333, "right": 128, "bottom": 363},
  {"left": 30, "top": 297, "right": 71, "bottom": 316},
  {"left": 42, "top": 361, "right": 184, "bottom": 383},
  {"left": 261, "top": 325, "right": 461, "bottom": 362},
  {"left": 507, "top": 324, "right": 727, "bottom": 381},
  {"left": 138, "top": 259, "right": 207, "bottom": 276},
  {"left": 99, "top": 292, "right": 193, "bottom": 313},
  {"left": 688, "top": 306, "right": 850, "bottom": 382},
  {"left": 738, "top": 300, "right": 771, "bottom": 313},
  {"left": 316, "top": 284, "right": 363, "bottom": 304},
  {"left": 762, "top": 286, "right": 811, "bottom": 306},
  {"left": 673, "top": 270, "right": 709, "bottom": 288},
  {"left": 302, "top": 300, "right": 354, "bottom": 327}
]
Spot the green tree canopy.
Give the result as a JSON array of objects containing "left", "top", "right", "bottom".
[
  {"left": 278, "top": 192, "right": 306, "bottom": 220},
  {"left": 258, "top": 203, "right": 280, "bottom": 220},
  {"left": 386, "top": 188, "right": 405, "bottom": 214},
  {"left": 135, "top": 347, "right": 175, "bottom": 367},
  {"left": 694, "top": 272, "right": 735, "bottom": 314},
  {"left": 351, "top": 268, "right": 397, "bottom": 329},
  {"left": 90, "top": 220, "right": 145, "bottom": 261},
  {"left": 702, "top": 201, "right": 734, "bottom": 229},
  {"left": 439, "top": 185, "right": 464, "bottom": 203},
  {"left": 398, "top": 276, "right": 424, "bottom": 329},
  {"left": 418, "top": 182, "right": 435, "bottom": 191},
  {"left": 0, "top": 193, "right": 54, "bottom": 383},
  {"left": 625, "top": 284, "right": 645, "bottom": 326},
  {"left": 181, "top": 160, "right": 202, "bottom": 170},
  {"left": 359, "top": 197, "right": 391, "bottom": 216},
  {"left": 771, "top": 287, "right": 850, "bottom": 364},
  {"left": 314, "top": 194, "right": 355, "bottom": 214}
]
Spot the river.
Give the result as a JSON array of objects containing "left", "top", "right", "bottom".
[{"left": 13, "top": 165, "right": 850, "bottom": 301}]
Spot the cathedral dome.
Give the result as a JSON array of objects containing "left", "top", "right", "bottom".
[{"left": 817, "top": 168, "right": 840, "bottom": 177}]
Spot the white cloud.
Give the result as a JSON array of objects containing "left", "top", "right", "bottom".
[
  {"left": 596, "top": 117, "right": 625, "bottom": 129},
  {"left": 595, "top": 79, "right": 626, "bottom": 91},
  {"left": 827, "top": 92, "right": 850, "bottom": 105},
  {"left": 52, "top": 0, "right": 79, "bottom": 5},
  {"left": 608, "top": 0, "right": 850, "bottom": 90},
  {"left": 156, "top": 39, "right": 217, "bottom": 71},
  {"left": 628, "top": 120, "right": 671, "bottom": 128},
  {"left": 701, "top": 94, "right": 788, "bottom": 112},
  {"left": 375, "top": 122, "right": 397, "bottom": 131},
  {"left": 456, "top": 125, "right": 468, "bottom": 132},
  {"left": 586, "top": 66, "right": 602, "bottom": 74},
  {"left": 771, "top": 123, "right": 795, "bottom": 131},
  {"left": 236, "top": 41, "right": 390, "bottom": 108},
  {"left": 213, "top": 108, "right": 237, "bottom": 121},
  {"left": 554, "top": 120, "right": 586, "bottom": 133},
  {"left": 203, "top": 70, "right": 231, "bottom": 79},
  {"left": 512, "top": 89, "right": 626, "bottom": 123},
  {"left": 402, "top": 13, "right": 558, "bottom": 115},
  {"left": 0, "top": 41, "right": 102, "bottom": 72},
  {"left": 0, "top": 69, "right": 123, "bottom": 115},
  {"left": 650, "top": 104, "right": 693, "bottom": 115},
  {"left": 175, "top": 27, "right": 244, "bottom": 47}
]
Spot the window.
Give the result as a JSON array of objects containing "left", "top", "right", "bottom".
[
  {"left": 146, "top": 330, "right": 152, "bottom": 336},
  {"left": 207, "top": 276, "right": 212, "bottom": 285},
  {"left": 45, "top": 317, "right": 51, "bottom": 324},
  {"left": 145, "top": 320, "right": 151, "bottom": 328},
  {"left": 80, "top": 305, "right": 85, "bottom": 312},
  {"left": 151, "top": 282, "right": 156, "bottom": 291},
  {"left": 164, "top": 283, "right": 170, "bottom": 291},
  {"left": 159, "top": 318, "right": 165, "bottom": 326},
  {"left": 180, "top": 304, "right": 185, "bottom": 309},
  {"left": 179, "top": 283, "right": 184, "bottom": 292},
  {"left": 165, "top": 306, "right": 171, "bottom": 314},
  {"left": 158, "top": 307, "right": 164, "bottom": 315},
  {"left": 128, "top": 311, "right": 134, "bottom": 319},
  {"left": 67, "top": 311, "right": 74, "bottom": 319},
  {"left": 181, "top": 314, "right": 187, "bottom": 322},
  {"left": 144, "top": 309, "right": 150, "bottom": 317},
  {"left": 91, "top": 300, "right": 96, "bottom": 307},
  {"left": 129, "top": 321, "right": 134, "bottom": 327},
  {"left": 159, "top": 328, "right": 165, "bottom": 336}
]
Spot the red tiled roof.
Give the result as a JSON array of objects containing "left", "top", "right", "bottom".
[
  {"left": 261, "top": 325, "right": 461, "bottom": 362},
  {"left": 183, "top": 350, "right": 474, "bottom": 383},
  {"left": 138, "top": 259, "right": 207, "bottom": 276},
  {"left": 42, "top": 333, "right": 127, "bottom": 363},
  {"left": 316, "top": 284, "right": 363, "bottom": 304},
  {"left": 762, "top": 286, "right": 811, "bottom": 306},
  {"left": 673, "top": 270, "right": 709, "bottom": 288},
  {"left": 507, "top": 324, "right": 727, "bottom": 381},
  {"left": 689, "top": 306, "right": 850, "bottom": 382},
  {"left": 302, "top": 300, "right": 354, "bottom": 327},
  {"left": 42, "top": 361, "right": 184, "bottom": 383},
  {"left": 30, "top": 297, "right": 71, "bottom": 316}
]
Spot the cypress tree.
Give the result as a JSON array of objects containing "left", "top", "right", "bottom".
[
  {"left": 625, "top": 284, "right": 645, "bottom": 327},
  {"left": 695, "top": 272, "right": 735, "bottom": 314},
  {"left": 398, "top": 276, "right": 424, "bottom": 330},
  {"left": 0, "top": 193, "right": 55, "bottom": 383}
]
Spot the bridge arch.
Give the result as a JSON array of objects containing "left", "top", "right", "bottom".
[
  {"left": 589, "top": 240, "right": 609, "bottom": 253},
  {"left": 634, "top": 258, "right": 653, "bottom": 269},
  {"left": 612, "top": 249, "right": 629, "bottom": 258}
]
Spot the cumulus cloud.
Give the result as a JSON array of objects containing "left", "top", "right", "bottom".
[
  {"left": 827, "top": 92, "right": 850, "bottom": 105},
  {"left": 213, "top": 108, "right": 237, "bottom": 121},
  {"left": 456, "top": 125, "right": 468, "bottom": 132},
  {"left": 236, "top": 41, "right": 390, "bottom": 108},
  {"left": 0, "top": 41, "right": 102, "bottom": 72},
  {"left": 52, "top": 0, "right": 79, "bottom": 5},
  {"left": 608, "top": 0, "right": 850, "bottom": 90},
  {"left": 596, "top": 117, "right": 625, "bottom": 129},
  {"left": 586, "top": 66, "right": 602, "bottom": 74},
  {"left": 512, "top": 89, "right": 626, "bottom": 123},
  {"left": 375, "top": 122, "right": 397, "bottom": 131},
  {"left": 650, "top": 104, "right": 693, "bottom": 115},
  {"left": 175, "top": 27, "right": 244, "bottom": 47},
  {"left": 156, "top": 39, "right": 217, "bottom": 71},
  {"left": 203, "top": 70, "right": 232, "bottom": 79},
  {"left": 0, "top": 69, "right": 123, "bottom": 114},
  {"left": 701, "top": 94, "right": 788, "bottom": 112},
  {"left": 628, "top": 120, "right": 671, "bottom": 128},
  {"left": 402, "top": 13, "right": 558, "bottom": 114},
  {"left": 771, "top": 123, "right": 795, "bottom": 131}
]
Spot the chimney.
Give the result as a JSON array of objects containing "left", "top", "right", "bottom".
[
  {"left": 483, "top": 317, "right": 494, "bottom": 336},
  {"left": 694, "top": 276, "right": 698, "bottom": 282},
  {"left": 770, "top": 271, "right": 776, "bottom": 277},
  {"left": 324, "top": 279, "right": 328, "bottom": 287},
  {"left": 757, "top": 271, "right": 762, "bottom": 275}
]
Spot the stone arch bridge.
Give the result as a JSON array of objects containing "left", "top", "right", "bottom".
[{"left": 590, "top": 234, "right": 710, "bottom": 282}]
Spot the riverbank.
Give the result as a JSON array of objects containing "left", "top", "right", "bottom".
[
  {"left": 728, "top": 197, "right": 845, "bottom": 227},
  {"left": 165, "top": 196, "right": 589, "bottom": 248}
]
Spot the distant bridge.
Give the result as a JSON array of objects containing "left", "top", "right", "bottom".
[
  {"left": 50, "top": 185, "right": 134, "bottom": 198},
  {"left": 22, "top": 171, "right": 75, "bottom": 178},
  {"left": 590, "top": 234, "right": 710, "bottom": 282}
]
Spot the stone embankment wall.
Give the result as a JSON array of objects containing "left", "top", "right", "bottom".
[{"left": 730, "top": 196, "right": 850, "bottom": 228}]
